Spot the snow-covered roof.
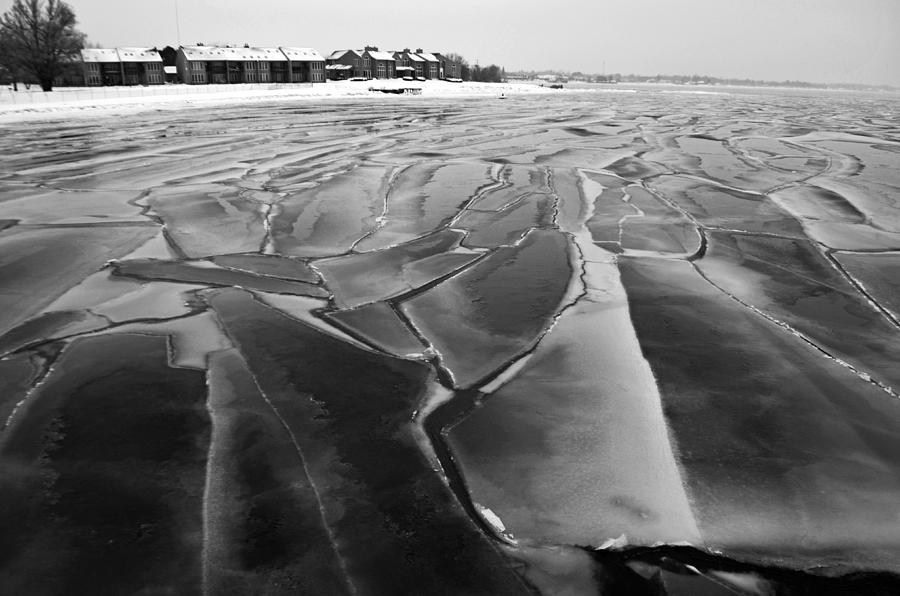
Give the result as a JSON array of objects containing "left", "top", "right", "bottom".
[
  {"left": 116, "top": 48, "right": 163, "bottom": 63},
  {"left": 407, "top": 53, "right": 425, "bottom": 62},
  {"left": 327, "top": 49, "right": 362, "bottom": 61},
  {"left": 164, "top": 66, "right": 178, "bottom": 75},
  {"left": 366, "top": 51, "right": 396, "bottom": 61},
  {"left": 180, "top": 45, "right": 231, "bottom": 61},
  {"left": 219, "top": 46, "right": 286, "bottom": 61},
  {"left": 325, "top": 64, "right": 353, "bottom": 70},
  {"left": 81, "top": 49, "right": 121, "bottom": 63},
  {"left": 179, "top": 45, "right": 291, "bottom": 61},
  {"left": 418, "top": 52, "right": 439, "bottom": 63},
  {"left": 253, "top": 47, "right": 288, "bottom": 61},
  {"left": 281, "top": 47, "right": 325, "bottom": 61}
]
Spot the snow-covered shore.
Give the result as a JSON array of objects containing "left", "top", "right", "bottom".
[{"left": 0, "top": 79, "right": 570, "bottom": 122}]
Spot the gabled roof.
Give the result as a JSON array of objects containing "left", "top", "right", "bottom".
[
  {"left": 327, "top": 49, "right": 362, "bottom": 61},
  {"left": 81, "top": 48, "right": 121, "bottom": 63},
  {"left": 407, "top": 53, "right": 425, "bottom": 62},
  {"left": 251, "top": 47, "right": 288, "bottom": 61},
  {"left": 417, "top": 52, "right": 439, "bottom": 63},
  {"left": 282, "top": 47, "right": 325, "bottom": 61},
  {"left": 366, "top": 50, "right": 396, "bottom": 61},
  {"left": 117, "top": 48, "right": 163, "bottom": 63},
  {"left": 179, "top": 45, "right": 230, "bottom": 61},
  {"left": 325, "top": 64, "right": 353, "bottom": 70},
  {"left": 217, "top": 46, "right": 286, "bottom": 61}
]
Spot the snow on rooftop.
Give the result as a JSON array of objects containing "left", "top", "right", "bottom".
[
  {"left": 180, "top": 45, "right": 229, "bottom": 61},
  {"left": 366, "top": 51, "right": 396, "bottom": 61},
  {"left": 418, "top": 52, "right": 439, "bottom": 62},
  {"left": 407, "top": 54, "right": 425, "bottom": 62},
  {"left": 217, "top": 46, "right": 283, "bottom": 61},
  {"left": 282, "top": 47, "right": 325, "bottom": 61},
  {"left": 178, "top": 45, "right": 294, "bottom": 61},
  {"left": 253, "top": 47, "right": 287, "bottom": 60},
  {"left": 117, "top": 48, "right": 163, "bottom": 63},
  {"left": 81, "top": 49, "right": 121, "bottom": 63},
  {"left": 327, "top": 49, "right": 363, "bottom": 61}
]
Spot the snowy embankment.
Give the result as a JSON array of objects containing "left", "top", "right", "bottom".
[{"left": 0, "top": 79, "right": 568, "bottom": 122}]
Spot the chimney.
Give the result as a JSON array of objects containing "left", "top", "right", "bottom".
[{"left": 415, "top": 48, "right": 423, "bottom": 53}]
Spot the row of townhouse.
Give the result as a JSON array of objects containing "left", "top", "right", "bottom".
[
  {"left": 176, "top": 46, "right": 325, "bottom": 84},
  {"left": 81, "top": 48, "right": 166, "bottom": 86},
  {"left": 79, "top": 44, "right": 461, "bottom": 87},
  {"left": 81, "top": 45, "right": 326, "bottom": 86},
  {"left": 325, "top": 47, "right": 461, "bottom": 81}
]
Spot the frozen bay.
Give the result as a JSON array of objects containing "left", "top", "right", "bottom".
[{"left": 1, "top": 86, "right": 900, "bottom": 594}]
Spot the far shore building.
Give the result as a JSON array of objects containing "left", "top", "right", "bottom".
[
  {"left": 433, "top": 53, "right": 461, "bottom": 80},
  {"left": 415, "top": 49, "right": 440, "bottom": 79},
  {"left": 118, "top": 48, "right": 165, "bottom": 85},
  {"left": 81, "top": 48, "right": 162, "bottom": 86},
  {"left": 392, "top": 49, "right": 424, "bottom": 79},
  {"left": 280, "top": 47, "right": 326, "bottom": 83},
  {"left": 80, "top": 49, "right": 123, "bottom": 86},
  {"left": 77, "top": 43, "right": 453, "bottom": 86},
  {"left": 326, "top": 49, "right": 364, "bottom": 80},
  {"left": 176, "top": 45, "right": 324, "bottom": 84},
  {"left": 81, "top": 48, "right": 120, "bottom": 86},
  {"left": 362, "top": 46, "right": 396, "bottom": 79},
  {"left": 176, "top": 45, "right": 228, "bottom": 84},
  {"left": 407, "top": 52, "right": 425, "bottom": 79},
  {"left": 218, "top": 46, "right": 289, "bottom": 83}
]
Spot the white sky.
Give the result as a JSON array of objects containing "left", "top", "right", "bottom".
[{"left": 3, "top": 0, "right": 898, "bottom": 85}]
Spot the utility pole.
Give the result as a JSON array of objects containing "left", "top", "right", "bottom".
[{"left": 175, "top": 0, "right": 181, "bottom": 45}]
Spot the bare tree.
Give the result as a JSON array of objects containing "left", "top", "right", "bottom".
[{"left": 0, "top": 0, "right": 85, "bottom": 91}]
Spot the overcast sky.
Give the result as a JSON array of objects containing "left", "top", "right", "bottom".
[{"left": 4, "top": 0, "right": 898, "bottom": 85}]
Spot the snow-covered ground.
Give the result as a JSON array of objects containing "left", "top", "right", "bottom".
[{"left": 0, "top": 79, "right": 569, "bottom": 122}]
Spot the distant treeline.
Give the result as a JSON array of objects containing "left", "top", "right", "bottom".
[{"left": 443, "top": 53, "right": 506, "bottom": 82}]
